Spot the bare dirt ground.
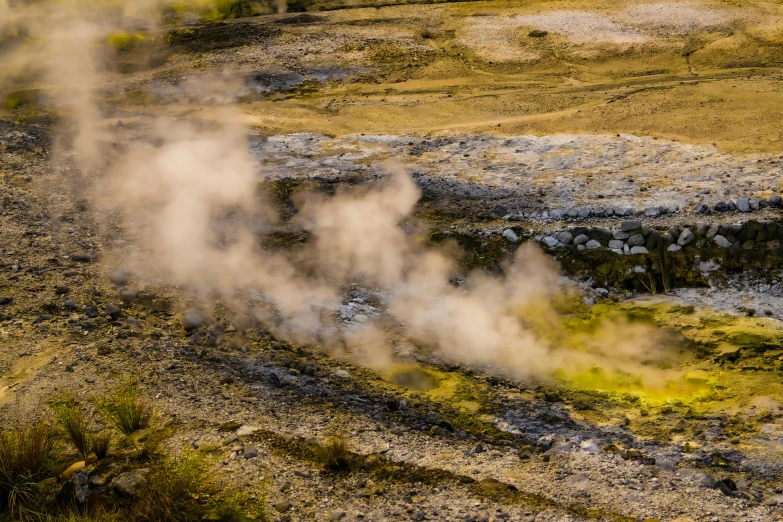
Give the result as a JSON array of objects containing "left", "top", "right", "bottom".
[{"left": 3, "top": 1, "right": 783, "bottom": 521}]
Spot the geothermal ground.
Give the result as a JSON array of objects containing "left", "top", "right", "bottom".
[{"left": 3, "top": 1, "right": 783, "bottom": 521}]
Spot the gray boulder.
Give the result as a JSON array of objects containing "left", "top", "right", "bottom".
[
  {"left": 608, "top": 240, "right": 624, "bottom": 249},
  {"left": 556, "top": 231, "right": 574, "bottom": 245},
  {"left": 111, "top": 469, "right": 150, "bottom": 497},
  {"left": 630, "top": 246, "right": 648, "bottom": 254},
  {"left": 613, "top": 231, "right": 630, "bottom": 240},
  {"left": 627, "top": 234, "right": 645, "bottom": 247},
  {"left": 621, "top": 220, "right": 641, "bottom": 232},
  {"left": 677, "top": 228, "right": 695, "bottom": 246},
  {"left": 713, "top": 235, "right": 731, "bottom": 248},
  {"left": 644, "top": 207, "right": 660, "bottom": 217},
  {"left": 551, "top": 209, "right": 566, "bottom": 219},
  {"left": 585, "top": 239, "right": 601, "bottom": 250},
  {"left": 667, "top": 244, "right": 682, "bottom": 252},
  {"left": 737, "top": 197, "right": 750, "bottom": 212},
  {"left": 542, "top": 236, "right": 559, "bottom": 248},
  {"left": 182, "top": 312, "right": 203, "bottom": 331},
  {"left": 749, "top": 197, "right": 760, "bottom": 210},
  {"left": 573, "top": 234, "right": 589, "bottom": 246},
  {"left": 73, "top": 468, "right": 91, "bottom": 503}
]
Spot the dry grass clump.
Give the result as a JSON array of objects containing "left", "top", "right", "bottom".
[
  {"left": 316, "top": 435, "right": 352, "bottom": 470},
  {"left": 100, "top": 381, "right": 153, "bottom": 436},
  {"left": 0, "top": 418, "right": 61, "bottom": 518}
]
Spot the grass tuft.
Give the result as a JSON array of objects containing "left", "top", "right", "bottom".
[
  {"left": 53, "top": 398, "right": 92, "bottom": 459},
  {"left": 316, "top": 435, "right": 351, "bottom": 470},
  {"left": 100, "top": 381, "right": 153, "bottom": 436}
]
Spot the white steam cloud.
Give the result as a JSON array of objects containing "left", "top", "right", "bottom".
[{"left": 1, "top": 0, "right": 684, "bottom": 389}]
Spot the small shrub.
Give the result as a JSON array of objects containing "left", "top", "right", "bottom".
[
  {"left": 0, "top": 419, "right": 61, "bottom": 516},
  {"left": 101, "top": 381, "right": 153, "bottom": 436},
  {"left": 316, "top": 435, "right": 351, "bottom": 470}
]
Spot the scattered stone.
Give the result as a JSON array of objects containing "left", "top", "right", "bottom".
[
  {"left": 501, "top": 229, "right": 519, "bottom": 243},
  {"left": 119, "top": 289, "right": 137, "bottom": 304},
  {"left": 109, "top": 271, "right": 129, "bottom": 286},
  {"left": 110, "top": 469, "right": 150, "bottom": 497},
  {"left": 104, "top": 304, "right": 121, "bottom": 319},
  {"left": 275, "top": 501, "right": 292, "bottom": 513},
  {"left": 70, "top": 254, "right": 92, "bottom": 262},
  {"left": 678, "top": 469, "right": 715, "bottom": 488},
  {"left": 528, "top": 29, "right": 548, "bottom": 37},
  {"left": 243, "top": 445, "right": 259, "bottom": 459},
  {"left": 182, "top": 312, "right": 203, "bottom": 331},
  {"left": 585, "top": 239, "right": 601, "bottom": 250},
  {"left": 696, "top": 203, "right": 709, "bottom": 214},
  {"left": 334, "top": 369, "right": 351, "bottom": 379},
  {"left": 713, "top": 201, "right": 728, "bottom": 212},
  {"left": 330, "top": 510, "right": 347, "bottom": 521},
  {"left": 0, "top": 297, "right": 11, "bottom": 305},
  {"left": 236, "top": 425, "right": 261, "bottom": 437}
]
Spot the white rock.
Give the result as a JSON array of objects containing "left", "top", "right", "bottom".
[
  {"left": 713, "top": 235, "right": 731, "bottom": 248},
  {"left": 585, "top": 239, "right": 601, "bottom": 250},
  {"left": 667, "top": 244, "right": 682, "bottom": 252},
  {"left": 630, "top": 246, "right": 648, "bottom": 254},
  {"left": 236, "top": 425, "right": 261, "bottom": 437},
  {"left": 502, "top": 229, "right": 519, "bottom": 243}
]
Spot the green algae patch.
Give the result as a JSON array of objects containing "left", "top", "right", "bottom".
[{"left": 384, "top": 364, "right": 488, "bottom": 412}]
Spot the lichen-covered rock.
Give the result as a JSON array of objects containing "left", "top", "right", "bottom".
[{"left": 110, "top": 469, "right": 149, "bottom": 497}]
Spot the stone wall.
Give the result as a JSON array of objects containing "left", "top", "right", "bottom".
[{"left": 533, "top": 219, "right": 783, "bottom": 255}]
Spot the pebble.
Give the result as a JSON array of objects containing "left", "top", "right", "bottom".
[{"left": 243, "top": 445, "right": 259, "bottom": 459}]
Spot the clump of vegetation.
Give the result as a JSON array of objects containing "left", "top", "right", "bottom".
[
  {"left": 52, "top": 396, "right": 114, "bottom": 460},
  {"left": 316, "top": 435, "right": 352, "bottom": 470},
  {"left": 54, "top": 398, "right": 92, "bottom": 459},
  {"left": 131, "top": 450, "right": 267, "bottom": 522},
  {"left": 0, "top": 418, "right": 61, "bottom": 517},
  {"left": 100, "top": 381, "right": 153, "bottom": 436}
]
